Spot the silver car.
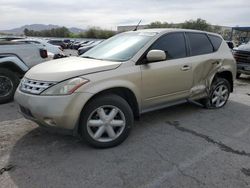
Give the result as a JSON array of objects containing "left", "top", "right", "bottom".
[{"left": 15, "top": 29, "right": 236, "bottom": 148}]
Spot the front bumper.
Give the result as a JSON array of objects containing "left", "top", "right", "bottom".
[
  {"left": 237, "top": 62, "right": 250, "bottom": 75},
  {"left": 14, "top": 88, "right": 93, "bottom": 135}
]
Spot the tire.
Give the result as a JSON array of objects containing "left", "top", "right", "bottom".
[
  {"left": 80, "top": 94, "right": 134, "bottom": 148},
  {"left": 202, "top": 77, "right": 230, "bottom": 109},
  {"left": 236, "top": 73, "right": 241, "bottom": 79},
  {"left": 0, "top": 68, "right": 20, "bottom": 104}
]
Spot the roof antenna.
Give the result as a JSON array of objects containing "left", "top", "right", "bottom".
[{"left": 133, "top": 20, "right": 142, "bottom": 31}]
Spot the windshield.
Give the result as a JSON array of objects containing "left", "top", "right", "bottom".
[{"left": 81, "top": 32, "right": 157, "bottom": 62}]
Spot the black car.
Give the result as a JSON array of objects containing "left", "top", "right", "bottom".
[
  {"left": 78, "top": 40, "right": 103, "bottom": 55},
  {"left": 73, "top": 41, "right": 92, "bottom": 50},
  {"left": 48, "top": 40, "right": 67, "bottom": 49},
  {"left": 63, "top": 39, "right": 73, "bottom": 48},
  {"left": 226, "top": 41, "right": 235, "bottom": 50}
]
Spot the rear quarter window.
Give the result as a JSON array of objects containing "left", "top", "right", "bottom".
[
  {"left": 208, "top": 35, "right": 222, "bottom": 51},
  {"left": 186, "top": 33, "right": 213, "bottom": 56}
]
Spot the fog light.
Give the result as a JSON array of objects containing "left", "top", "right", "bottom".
[{"left": 44, "top": 118, "right": 57, "bottom": 126}]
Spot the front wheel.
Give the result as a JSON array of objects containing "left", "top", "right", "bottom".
[
  {"left": 202, "top": 78, "right": 230, "bottom": 109},
  {"left": 80, "top": 94, "right": 134, "bottom": 148},
  {"left": 0, "top": 68, "right": 19, "bottom": 104}
]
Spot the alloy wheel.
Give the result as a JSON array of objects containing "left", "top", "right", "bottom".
[
  {"left": 211, "top": 84, "right": 229, "bottom": 108},
  {"left": 87, "top": 105, "right": 126, "bottom": 142}
]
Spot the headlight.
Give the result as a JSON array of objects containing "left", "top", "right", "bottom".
[{"left": 41, "top": 77, "right": 89, "bottom": 95}]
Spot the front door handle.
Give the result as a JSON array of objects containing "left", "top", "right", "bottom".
[{"left": 181, "top": 65, "right": 191, "bottom": 71}]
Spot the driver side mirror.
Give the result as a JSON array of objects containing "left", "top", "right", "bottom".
[{"left": 146, "top": 50, "right": 166, "bottom": 63}]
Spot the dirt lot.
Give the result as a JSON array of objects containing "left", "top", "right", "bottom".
[{"left": 0, "top": 76, "right": 250, "bottom": 188}]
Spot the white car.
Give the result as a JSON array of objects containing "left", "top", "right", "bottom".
[
  {"left": 0, "top": 41, "right": 49, "bottom": 103},
  {"left": 14, "top": 38, "right": 64, "bottom": 58}
]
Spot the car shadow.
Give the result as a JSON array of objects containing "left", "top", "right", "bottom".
[{"left": 7, "top": 100, "right": 250, "bottom": 188}]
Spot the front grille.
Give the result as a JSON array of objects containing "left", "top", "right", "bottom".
[
  {"left": 20, "top": 78, "right": 56, "bottom": 95},
  {"left": 233, "top": 50, "right": 250, "bottom": 64}
]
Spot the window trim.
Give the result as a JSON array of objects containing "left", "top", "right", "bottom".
[
  {"left": 136, "top": 31, "right": 188, "bottom": 65},
  {"left": 207, "top": 34, "right": 223, "bottom": 52},
  {"left": 185, "top": 32, "right": 215, "bottom": 57}
]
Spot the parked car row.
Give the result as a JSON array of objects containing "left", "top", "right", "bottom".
[
  {"left": 78, "top": 40, "right": 103, "bottom": 55},
  {"left": 45, "top": 38, "right": 104, "bottom": 55},
  {"left": 69, "top": 40, "right": 102, "bottom": 49}
]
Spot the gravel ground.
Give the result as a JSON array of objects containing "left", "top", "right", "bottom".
[{"left": 0, "top": 76, "right": 250, "bottom": 188}]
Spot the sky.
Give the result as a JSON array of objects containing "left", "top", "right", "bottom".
[{"left": 0, "top": 0, "right": 249, "bottom": 30}]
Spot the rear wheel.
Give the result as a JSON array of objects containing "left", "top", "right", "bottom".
[
  {"left": 0, "top": 68, "right": 19, "bottom": 104},
  {"left": 202, "top": 78, "right": 230, "bottom": 109},
  {"left": 80, "top": 94, "right": 134, "bottom": 148}
]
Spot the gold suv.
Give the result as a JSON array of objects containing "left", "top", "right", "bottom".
[{"left": 15, "top": 29, "right": 236, "bottom": 148}]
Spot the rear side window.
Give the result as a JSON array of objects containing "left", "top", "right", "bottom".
[
  {"left": 208, "top": 35, "right": 222, "bottom": 51},
  {"left": 151, "top": 32, "right": 187, "bottom": 59},
  {"left": 186, "top": 33, "right": 213, "bottom": 56}
]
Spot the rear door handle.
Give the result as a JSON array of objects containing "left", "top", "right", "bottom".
[{"left": 181, "top": 65, "right": 191, "bottom": 71}]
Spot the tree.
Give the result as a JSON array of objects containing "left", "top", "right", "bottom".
[
  {"left": 22, "top": 26, "right": 115, "bottom": 39},
  {"left": 147, "top": 21, "right": 176, "bottom": 28},
  {"left": 181, "top": 18, "right": 212, "bottom": 31},
  {"left": 24, "top": 28, "right": 29, "bottom": 36},
  {"left": 80, "top": 27, "right": 116, "bottom": 39},
  {"left": 212, "top": 25, "right": 222, "bottom": 34},
  {"left": 23, "top": 27, "right": 71, "bottom": 37}
]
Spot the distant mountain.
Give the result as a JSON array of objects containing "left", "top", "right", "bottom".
[{"left": 0, "top": 24, "right": 85, "bottom": 35}]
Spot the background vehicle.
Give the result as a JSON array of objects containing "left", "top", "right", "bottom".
[
  {"left": 48, "top": 39, "right": 67, "bottom": 49},
  {"left": 233, "top": 41, "right": 250, "bottom": 78},
  {"left": 15, "top": 29, "right": 236, "bottom": 148},
  {"left": 63, "top": 39, "right": 73, "bottom": 48},
  {"left": 78, "top": 40, "right": 103, "bottom": 55},
  {"left": 226, "top": 40, "right": 236, "bottom": 50},
  {"left": 13, "top": 38, "right": 65, "bottom": 58},
  {"left": 0, "top": 41, "right": 48, "bottom": 103},
  {"left": 72, "top": 40, "right": 93, "bottom": 50},
  {"left": 69, "top": 41, "right": 80, "bottom": 49}
]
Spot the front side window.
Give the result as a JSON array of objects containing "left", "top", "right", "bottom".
[
  {"left": 150, "top": 32, "right": 187, "bottom": 59},
  {"left": 82, "top": 32, "right": 156, "bottom": 62},
  {"left": 186, "top": 33, "right": 213, "bottom": 56}
]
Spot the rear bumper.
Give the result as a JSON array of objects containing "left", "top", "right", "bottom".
[{"left": 14, "top": 88, "right": 93, "bottom": 135}]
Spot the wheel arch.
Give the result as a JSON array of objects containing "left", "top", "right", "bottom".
[
  {"left": 211, "top": 71, "right": 234, "bottom": 92},
  {"left": 76, "top": 87, "right": 140, "bottom": 135},
  {"left": 0, "top": 61, "right": 27, "bottom": 78},
  {"left": 87, "top": 87, "right": 139, "bottom": 118}
]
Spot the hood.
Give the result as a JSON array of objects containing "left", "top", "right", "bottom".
[
  {"left": 25, "top": 56, "right": 121, "bottom": 81},
  {"left": 234, "top": 43, "right": 250, "bottom": 52}
]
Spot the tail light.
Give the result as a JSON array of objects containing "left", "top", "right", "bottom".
[{"left": 40, "top": 49, "right": 48, "bottom": 58}]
